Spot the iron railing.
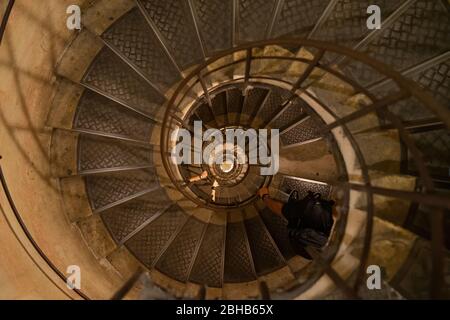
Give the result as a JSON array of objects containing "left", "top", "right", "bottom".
[
  {"left": 160, "top": 38, "right": 450, "bottom": 299},
  {"left": 0, "top": 0, "right": 447, "bottom": 297},
  {"left": 0, "top": 164, "right": 89, "bottom": 300},
  {"left": 0, "top": 0, "right": 90, "bottom": 300},
  {"left": 0, "top": 0, "right": 14, "bottom": 45}
]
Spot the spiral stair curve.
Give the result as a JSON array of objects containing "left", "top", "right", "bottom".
[{"left": 1, "top": 0, "right": 449, "bottom": 300}]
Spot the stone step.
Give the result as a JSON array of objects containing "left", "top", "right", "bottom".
[
  {"left": 126, "top": 204, "right": 188, "bottom": 270},
  {"left": 155, "top": 216, "right": 209, "bottom": 283},
  {"left": 84, "top": 168, "right": 160, "bottom": 213},
  {"left": 223, "top": 212, "right": 257, "bottom": 283},
  {"left": 100, "top": 7, "right": 182, "bottom": 92},
  {"left": 279, "top": 138, "right": 339, "bottom": 184},
  {"left": 242, "top": 207, "right": 287, "bottom": 276},
  {"left": 189, "top": 218, "right": 226, "bottom": 288}
]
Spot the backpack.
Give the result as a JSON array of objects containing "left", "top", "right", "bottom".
[{"left": 286, "top": 191, "right": 334, "bottom": 249}]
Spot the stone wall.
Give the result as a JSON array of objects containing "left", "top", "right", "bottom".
[{"left": 0, "top": 0, "right": 131, "bottom": 300}]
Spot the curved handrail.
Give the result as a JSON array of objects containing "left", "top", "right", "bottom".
[
  {"left": 0, "top": 163, "right": 89, "bottom": 300},
  {"left": 0, "top": 0, "right": 14, "bottom": 45},
  {"left": 160, "top": 38, "right": 449, "bottom": 299},
  {"left": 0, "top": 0, "right": 91, "bottom": 299}
]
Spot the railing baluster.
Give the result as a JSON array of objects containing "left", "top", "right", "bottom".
[
  {"left": 199, "top": 72, "right": 213, "bottom": 108},
  {"left": 324, "top": 90, "right": 410, "bottom": 131},
  {"left": 244, "top": 48, "right": 252, "bottom": 88},
  {"left": 158, "top": 39, "right": 449, "bottom": 301},
  {"left": 289, "top": 49, "right": 325, "bottom": 100}
]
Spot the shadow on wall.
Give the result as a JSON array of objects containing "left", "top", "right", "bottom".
[{"left": 0, "top": 1, "right": 76, "bottom": 191}]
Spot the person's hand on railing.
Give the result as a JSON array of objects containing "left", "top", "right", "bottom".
[{"left": 257, "top": 187, "right": 270, "bottom": 200}]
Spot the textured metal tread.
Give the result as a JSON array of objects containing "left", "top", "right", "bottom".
[
  {"left": 244, "top": 216, "right": 285, "bottom": 275},
  {"left": 191, "top": 0, "right": 233, "bottom": 55},
  {"left": 139, "top": 0, "right": 204, "bottom": 69},
  {"left": 74, "top": 90, "right": 154, "bottom": 142},
  {"left": 312, "top": 0, "right": 404, "bottom": 55},
  {"left": 101, "top": 189, "right": 172, "bottom": 244},
  {"left": 237, "top": 0, "right": 277, "bottom": 43},
  {"left": 102, "top": 8, "right": 181, "bottom": 90},
  {"left": 226, "top": 88, "right": 244, "bottom": 114},
  {"left": 126, "top": 204, "right": 188, "bottom": 268},
  {"left": 269, "top": 98, "right": 308, "bottom": 131},
  {"left": 85, "top": 168, "right": 158, "bottom": 212},
  {"left": 260, "top": 207, "right": 296, "bottom": 259},
  {"left": 195, "top": 103, "right": 216, "bottom": 126},
  {"left": 388, "top": 58, "right": 450, "bottom": 121},
  {"left": 78, "top": 134, "right": 152, "bottom": 173},
  {"left": 253, "top": 88, "right": 291, "bottom": 127},
  {"left": 272, "top": 0, "right": 331, "bottom": 38},
  {"left": 409, "top": 128, "right": 450, "bottom": 171},
  {"left": 280, "top": 116, "right": 324, "bottom": 146},
  {"left": 83, "top": 47, "right": 165, "bottom": 117},
  {"left": 224, "top": 220, "right": 257, "bottom": 283},
  {"left": 345, "top": 0, "right": 450, "bottom": 86},
  {"left": 189, "top": 222, "right": 226, "bottom": 287},
  {"left": 155, "top": 217, "right": 207, "bottom": 282},
  {"left": 212, "top": 91, "right": 227, "bottom": 117},
  {"left": 243, "top": 166, "right": 265, "bottom": 189},
  {"left": 241, "top": 87, "right": 269, "bottom": 123},
  {"left": 279, "top": 175, "right": 332, "bottom": 200}
]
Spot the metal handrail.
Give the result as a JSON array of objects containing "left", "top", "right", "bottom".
[
  {"left": 0, "top": 0, "right": 91, "bottom": 299},
  {"left": 0, "top": 164, "right": 89, "bottom": 300},
  {"left": 160, "top": 38, "right": 449, "bottom": 299},
  {"left": 0, "top": 0, "right": 14, "bottom": 45}
]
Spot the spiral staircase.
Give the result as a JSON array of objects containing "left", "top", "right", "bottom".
[{"left": 0, "top": 0, "right": 449, "bottom": 300}]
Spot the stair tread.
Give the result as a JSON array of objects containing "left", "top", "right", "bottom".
[
  {"left": 126, "top": 204, "right": 188, "bottom": 268},
  {"left": 278, "top": 175, "right": 332, "bottom": 200},
  {"left": 189, "top": 222, "right": 226, "bottom": 287},
  {"left": 387, "top": 59, "right": 450, "bottom": 121},
  {"left": 260, "top": 207, "right": 296, "bottom": 260},
  {"left": 253, "top": 87, "right": 291, "bottom": 127},
  {"left": 83, "top": 47, "right": 164, "bottom": 117},
  {"left": 101, "top": 189, "right": 172, "bottom": 244},
  {"left": 312, "top": 0, "right": 404, "bottom": 62},
  {"left": 74, "top": 90, "right": 154, "bottom": 142},
  {"left": 191, "top": 0, "right": 233, "bottom": 54},
  {"left": 155, "top": 216, "right": 207, "bottom": 282},
  {"left": 139, "top": 0, "right": 204, "bottom": 69},
  {"left": 269, "top": 97, "right": 308, "bottom": 131},
  {"left": 241, "top": 87, "right": 269, "bottom": 124},
  {"left": 195, "top": 103, "right": 216, "bottom": 126},
  {"left": 237, "top": 0, "right": 277, "bottom": 43},
  {"left": 211, "top": 91, "right": 228, "bottom": 127},
  {"left": 271, "top": 0, "right": 331, "bottom": 39},
  {"left": 244, "top": 216, "right": 286, "bottom": 275},
  {"left": 78, "top": 134, "right": 152, "bottom": 173},
  {"left": 344, "top": 0, "right": 450, "bottom": 86},
  {"left": 85, "top": 168, "right": 158, "bottom": 211},
  {"left": 224, "top": 220, "right": 257, "bottom": 283},
  {"left": 102, "top": 8, "right": 181, "bottom": 89},
  {"left": 280, "top": 116, "right": 323, "bottom": 146},
  {"left": 226, "top": 88, "right": 244, "bottom": 125}
]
